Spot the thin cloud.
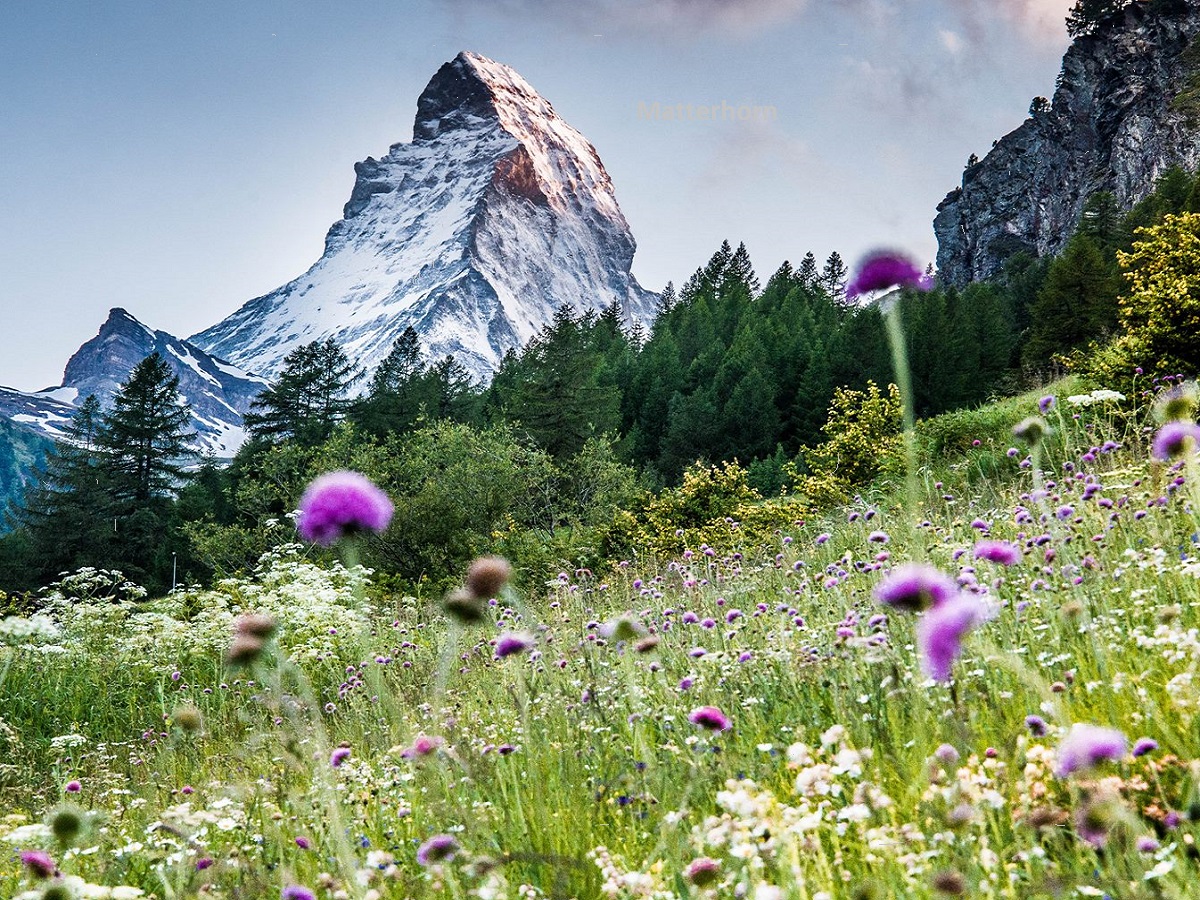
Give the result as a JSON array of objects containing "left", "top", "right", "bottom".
[{"left": 444, "top": 0, "right": 811, "bottom": 35}]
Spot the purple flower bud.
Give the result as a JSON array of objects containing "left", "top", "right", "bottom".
[
  {"left": 917, "top": 594, "right": 987, "bottom": 682},
  {"left": 330, "top": 746, "right": 352, "bottom": 768},
  {"left": 1131, "top": 737, "right": 1158, "bottom": 758},
  {"left": 1152, "top": 421, "right": 1200, "bottom": 461},
  {"left": 20, "top": 850, "right": 56, "bottom": 879},
  {"left": 973, "top": 540, "right": 1021, "bottom": 566},
  {"left": 494, "top": 631, "right": 534, "bottom": 659}
]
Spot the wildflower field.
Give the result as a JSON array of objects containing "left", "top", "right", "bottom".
[{"left": 3, "top": 380, "right": 1200, "bottom": 900}]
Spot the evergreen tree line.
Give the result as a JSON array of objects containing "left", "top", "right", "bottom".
[{"left": 233, "top": 240, "right": 1026, "bottom": 493}]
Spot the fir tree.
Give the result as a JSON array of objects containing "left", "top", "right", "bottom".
[
  {"left": 821, "top": 252, "right": 849, "bottom": 305},
  {"left": 10, "top": 395, "right": 113, "bottom": 581},
  {"left": 1066, "top": 0, "right": 1132, "bottom": 37},
  {"left": 245, "top": 339, "right": 360, "bottom": 446},
  {"left": 100, "top": 354, "right": 193, "bottom": 505},
  {"left": 797, "top": 252, "right": 819, "bottom": 290}
]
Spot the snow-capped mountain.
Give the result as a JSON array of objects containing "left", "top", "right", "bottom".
[
  {"left": 190, "top": 51, "right": 657, "bottom": 382},
  {"left": 0, "top": 308, "right": 266, "bottom": 457}
]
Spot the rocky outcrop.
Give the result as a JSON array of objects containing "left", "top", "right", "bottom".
[
  {"left": 0, "top": 308, "right": 266, "bottom": 457},
  {"left": 191, "top": 51, "right": 657, "bottom": 383},
  {"left": 935, "top": 2, "right": 1200, "bottom": 286}
]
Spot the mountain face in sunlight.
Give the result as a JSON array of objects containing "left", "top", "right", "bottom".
[{"left": 190, "top": 51, "right": 657, "bottom": 383}]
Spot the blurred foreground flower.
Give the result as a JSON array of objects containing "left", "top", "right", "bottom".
[
  {"left": 688, "top": 705, "right": 731, "bottom": 732},
  {"left": 875, "top": 563, "right": 957, "bottom": 612},
  {"left": 1056, "top": 724, "right": 1127, "bottom": 777},
  {"left": 1151, "top": 421, "right": 1200, "bottom": 461},
  {"left": 416, "top": 834, "right": 458, "bottom": 865},
  {"left": 466, "top": 556, "right": 511, "bottom": 599},
  {"left": 846, "top": 251, "right": 931, "bottom": 300},
  {"left": 20, "top": 850, "right": 56, "bottom": 879},
  {"left": 917, "top": 594, "right": 987, "bottom": 682},
  {"left": 297, "top": 470, "right": 393, "bottom": 546}
]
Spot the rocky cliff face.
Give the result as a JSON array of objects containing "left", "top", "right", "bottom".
[
  {"left": 0, "top": 308, "right": 266, "bottom": 457},
  {"left": 191, "top": 51, "right": 658, "bottom": 382},
  {"left": 935, "top": 2, "right": 1200, "bottom": 286}
]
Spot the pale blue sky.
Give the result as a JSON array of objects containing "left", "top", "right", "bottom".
[{"left": 0, "top": 0, "right": 1073, "bottom": 390}]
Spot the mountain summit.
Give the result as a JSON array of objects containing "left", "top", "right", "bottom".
[
  {"left": 190, "top": 51, "right": 657, "bottom": 382},
  {"left": 935, "top": 3, "right": 1200, "bottom": 286}
]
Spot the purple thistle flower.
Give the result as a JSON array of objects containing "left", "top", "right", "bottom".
[
  {"left": 1039, "top": 395, "right": 1056, "bottom": 414},
  {"left": 1025, "top": 715, "right": 1048, "bottom": 736},
  {"left": 916, "top": 594, "right": 986, "bottom": 682},
  {"left": 196, "top": 857, "right": 214, "bottom": 871},
  {"left": 688, "top": 705, "right": 731, "bottom": 732},
  {"left": 973, "top": 540, "right": 1021, "bottom": 566},
  {"left": 297, "top": 471, "right": 393, "bottom": 546},
  {"left": 868, "top": 530, "right": 889, "bottom": 543},
  {"left": 1132, "top": 737, "right": 1158, "bottom": 758},
  {"left": 846, "top": 251, "right": 930, "bottom": 299},
  {"left": 282, "top": 887, "right": 316, "bottom": 900},
  {"left": 416, "top": 834, "right": 458, "bottom": 866},
  {"left": 1137, "top": 836, "right": 1160, "bottom": 853},
  {"left": 65, "top": 780, "right": 81, "bottom": 793},
  {"left": 295, "top": 836, "right": 312, "bottom": 849},
  {"left": 20, "top": 850, "right": 56, "bottom": 879},
  {"left": 1152, "top": 421, "right": 1200, "bottom": 461},
  {"left": 330, "top": 746, "right": 352, "bottom": 768},
  {"left": 1055, "top": 724, "right": 1127, "bottom": 777},
  {"left": 494, "top": 631, "right": 534, "bottom": 659},
  {"left": 874, "top": 563, "right": 958, "bottom": 612},
  {"left": 402, "top": 734, "right": 443, "bottom": 758}
]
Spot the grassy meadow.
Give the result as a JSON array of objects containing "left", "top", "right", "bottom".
[{"left": 3, "top": 378, "right": 1200, "bottom": 899}]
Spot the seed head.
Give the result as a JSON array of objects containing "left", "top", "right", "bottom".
[
  {"left": 236, "top": 613, "right": 277, "bottom": 639},
  {"left": 226, "top": 633, "right": 265, "bottom": 666},
  {"left": 49, "top": 807, "right": 83, "bottom": 844},
  {"left": 465, "top": 556, "right": 511, "bottom": 600},
  {"left": 1012, "top": 416, "right": 1048, "bottom": 446},
  {"left": 174, "top": 704, "right": 203, "bottom": 734},
  {"left": 932, "top": 870, "right": 967, "bottom": 895},
  {"left": 684, "top": 857, "right": 721, "bottom": 886}
]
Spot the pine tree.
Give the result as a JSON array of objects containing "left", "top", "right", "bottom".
[
  {"left": 11, "top": 395, "right": 114, "bottom": 580},
  {"left": 1023, "top": 234, "right": 1120, "bottom": 368},
  {"left": 797, "top": 252, "right": 819, "bottom": 290},
  {"left": 821, "top": 252, "right": 849, "bottom": 305},
  {"left": 1066, "top": 0, "right": 1132, "bottom": 37},
  {"left": 100, "top": 354, "right": 193, "bottom": 505},
  {"left": 245, "top": 339, "right": 360, "bottom": 446},
  {"left": 656, "top": 281, "right": 677, "bottom": 316}
]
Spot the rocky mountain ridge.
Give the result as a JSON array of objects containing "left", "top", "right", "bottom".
[
  {"left": 935, "top": 2, "right": 1200, "bottom": 285},
  {"left": 0, "top": 308, "right": 265, "bottom": 458}
]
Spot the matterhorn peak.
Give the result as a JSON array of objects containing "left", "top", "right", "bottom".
[{"left": 191, "top": 51, "right": 656, "bottom": 383}]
